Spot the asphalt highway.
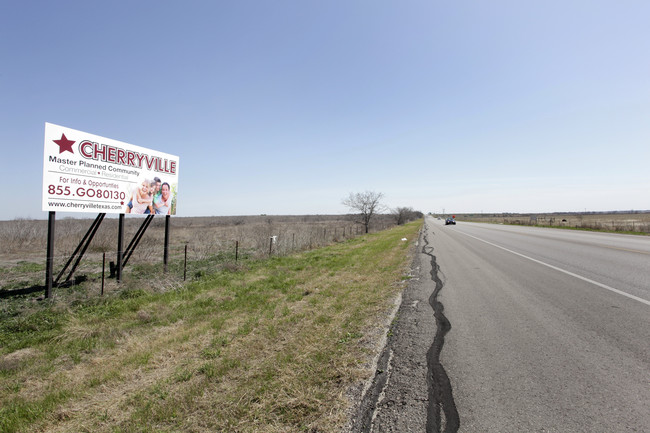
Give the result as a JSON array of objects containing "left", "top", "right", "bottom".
[{"left": 354, "top": 217, "right": 649, "bottom": 432}]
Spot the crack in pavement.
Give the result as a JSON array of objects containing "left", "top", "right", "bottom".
[
  {"left": 350, "top": 223, "right": 459, "bottom": 432},
  {"left": 423, "top": 228, "right": 460, "bottom": 433}
]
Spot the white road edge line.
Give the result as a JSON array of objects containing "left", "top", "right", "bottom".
[{"left": 458, "top": 231, "right": 650, "bottom": 307}]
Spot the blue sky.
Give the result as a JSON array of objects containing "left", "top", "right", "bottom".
[{"left": 1, "top": 0, "right": 648, "bottom": 220}]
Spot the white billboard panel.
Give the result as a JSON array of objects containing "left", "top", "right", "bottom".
[{"left": 43, "top": 123, "right": 179, "bottom": 215}]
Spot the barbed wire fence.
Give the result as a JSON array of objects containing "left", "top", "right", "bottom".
[{"left": 0, "top": 216, "right": 401, "bottom": 299}]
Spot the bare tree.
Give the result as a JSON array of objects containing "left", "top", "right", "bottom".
[
  {"left": 392, "top": 207, "right": 424, "bottom": 225},
  {"left": 392, "top": 206, "right": 411, "bottom": 225},
  {"left": 342, "top": 191, "right": 385, "bottom": 233},
  {"left": 392, "top": 206, "right": 412, "bottom": 225}
]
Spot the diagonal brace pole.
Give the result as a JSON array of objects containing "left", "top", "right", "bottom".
[
  {"left": 54, "top": 213, "right": 106, "bottom": 286},
  {"left": 122, "top": 214, "right": 155, "bottom": 268}
]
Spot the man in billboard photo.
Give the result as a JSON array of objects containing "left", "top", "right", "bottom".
[{"left": 153, "top": 182, "right": 172, "bottom": 215}]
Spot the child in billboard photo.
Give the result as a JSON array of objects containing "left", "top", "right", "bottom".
[
  {"left": 146, "top": 177, "right": 162, "bottom": 214},
  {"left": 126, "top": 178, "right": 155, "bottom": 214}
]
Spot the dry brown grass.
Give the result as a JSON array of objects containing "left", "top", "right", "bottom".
[{"left": 0, "top": 214, "right": 398, "bottom": 297}]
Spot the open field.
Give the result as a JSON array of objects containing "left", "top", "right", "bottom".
[
  {"left": 0, "top": 216, "right": 421, "bottom": 432},
  {"left": 0, "top": 214, "right": 398, "bottom": 299},
  {"left": 451, "top": 211, "right": 650, "bottom": 234}
]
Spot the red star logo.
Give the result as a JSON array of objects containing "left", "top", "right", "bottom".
[{"left": 53, "top": 133, "right": 75, "bottom": 154}]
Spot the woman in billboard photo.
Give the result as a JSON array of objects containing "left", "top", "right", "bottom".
[{"left": 126, "top": 178, "right": 155, "bottom": 214}]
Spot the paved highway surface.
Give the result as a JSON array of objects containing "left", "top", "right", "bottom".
[{"left": 354, "top": 217, "right": 649, "bottom": 432}]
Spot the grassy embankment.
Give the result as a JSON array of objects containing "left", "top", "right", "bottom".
[{"left": 0, "top": 220, "right": 421, "bottom": 433}]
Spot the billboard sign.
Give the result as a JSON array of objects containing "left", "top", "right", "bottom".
[{"left": 43, "top": 123, "right": 179, "bottom": 215}]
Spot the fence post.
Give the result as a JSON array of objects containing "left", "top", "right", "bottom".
[
  {"left": 101, "top": 252, "right": 105, "bottom": 296},
  {"left": 235, "top": 240, "right": 239, "bottom": 262},
  {"left": 183, "top": 244, "right": 188, "bottom": 281}
]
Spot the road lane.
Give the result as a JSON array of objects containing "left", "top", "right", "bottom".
[
  {"left": 432, "top": 218, "right": 650, "bottom": 432},
  {"left": 448, "top": 221, "right": 650, "bottom": 301},
  {"left": 457, "top": 230, "right": 650, "bottom": 306}
]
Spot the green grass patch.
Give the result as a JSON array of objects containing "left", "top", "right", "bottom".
[{"left": 0, "top": 220, "right": 421, "bottom": 432}]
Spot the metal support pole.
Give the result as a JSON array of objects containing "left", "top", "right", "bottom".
[
  {"left": 59, "top": 213, "right": 106, "bottom": 285},
  {"left": 122, "top": 215, "right": 154, "bottom": 267},
  {"left": 164, "top": 215, "right": 170, "bottom": 273},
  {"left": 45, "top": 211, "right": 56, "bottom": 299},
  {"left": 117, "top": 213, "right": 124, "bottom": 283}
]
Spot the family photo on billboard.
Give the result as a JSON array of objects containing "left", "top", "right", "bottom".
[{"left": 125, "top": 176, "right": 175, "bottom": 215}]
